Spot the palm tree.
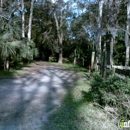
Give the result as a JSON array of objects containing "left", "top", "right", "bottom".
[
  {"left": 0, "top": 17, "right": 21, "bottom": 70},
  {"left": 0, "top": 42, "right": 16, "bottom": 71}
]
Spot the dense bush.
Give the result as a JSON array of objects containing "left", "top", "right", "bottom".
[{"left": 89, "top": 73, "right": 130, "bottom": 120}]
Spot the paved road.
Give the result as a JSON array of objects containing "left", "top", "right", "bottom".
[{"left": 0, "top": 64, "right": 76, "bottom": 130}]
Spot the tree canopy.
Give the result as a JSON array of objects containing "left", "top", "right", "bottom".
[{"left": 0, "top": 0, "right": 129, "bottom": 72}]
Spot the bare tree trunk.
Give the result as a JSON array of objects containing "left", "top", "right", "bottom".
[
  {"left": 91, "top": 51, "right": 95, "bottom": 72},
  {"left": 27, "top": 0, "right": 34, "bottom": 41},
  {"left": 82, "top": 58, "right": 84, "bottom": 66},
  {"left": 103, "top": 42, "right": 107, "bottom": 78},
  {"left": 0, "top": 0, "right": 3, "bottom": 74},
  {"left": 125, "top": 46, "right": 130, "bottom": 66},
  {"left": 125, "top": 0, "right": 130, "bottom": 66},
  {"left": 110, "top": 37, "right": 114, "bottom": 70},
  {"left": 0, "top": 0, "right": 3, "bottom": 14},
  {"left": 96, "top": 0, "right": 103, "bottom": 71},
  {"left": 21, "top": 0, "right": 25, "bottom": 38},
  {"left": 58, "top": 37, "right": 63, "bottom": 64},
  {"left": 4, "top": 58, "right": 9, "bottom": 71},
  {"left": 74, "top": 49, "right": 77, "bottom": 65},
  {"left": 54, "top": 7, "right": 63, "bottom": 64}
]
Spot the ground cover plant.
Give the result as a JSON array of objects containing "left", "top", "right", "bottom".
[{"left": 85, "top": 72, "right": 130, "bottom": 123}]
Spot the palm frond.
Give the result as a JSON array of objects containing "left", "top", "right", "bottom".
[{"left": 0, "top": 42, "right": 16, "bottom": 58}]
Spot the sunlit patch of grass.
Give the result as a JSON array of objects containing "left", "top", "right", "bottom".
[{"left": 51, "top": 62, "right": 87, "bottom": 72}]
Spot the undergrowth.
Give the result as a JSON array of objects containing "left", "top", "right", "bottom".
[{"left": 88, "top": 72, "right": 130, "bottom": 121}]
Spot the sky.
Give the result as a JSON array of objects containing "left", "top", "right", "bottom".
[
  {"left": 51, "top": 0, "right": 86, "bottom": 17},
  {"left": 51, "top": 0, "right": 69, "bottom": 3}
]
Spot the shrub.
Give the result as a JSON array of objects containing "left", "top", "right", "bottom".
[{"left": 89, "top": 73, "right": 130, "bottom": 120}]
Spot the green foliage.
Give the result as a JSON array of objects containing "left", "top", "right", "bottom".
[
  {"left": 89, "top": 73, "right": 130, "bottom": 120},
  {"left": 0, "top": 42, "right": 16, "bottom": 58},
  {"left": 114, "top": 35, "right": 126, "bottom": 65}
]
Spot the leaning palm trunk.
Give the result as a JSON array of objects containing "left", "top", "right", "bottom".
[
  {"left": 125, "top": 0, "right": 130, "bottom": 66},
  {"left": 27, "top": 0, "right": 34, "bottom": 41}
]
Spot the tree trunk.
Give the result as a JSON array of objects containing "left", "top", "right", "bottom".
[
  {"left": 54, "top": 10, "right": 63, "bottom": 64},
  {"left": 110, "top": 37, "right": 114, "bottom": 70},
  {"left": 82, "top": 58, "right": 84, "bottom": 66},
  {"left": 74, "top": 49, "right": 77, "bottom": 65},
  {"left": 4, "top": 58, "right": 9, "bottom": 71},
  {"left": 27, "top": 0, "right": 34, "bottom": 41},
  {"left": 125, "top": 0, "right": 130, "bottom": 66},
  {"left": 125, "top": 46, "right": 130, "bottom": 66},
  {"left": 0, "top": 0, "right": 3, "bottom": 14},
  {"left": 96, "top": 0, "right": 103, "bottom": 71},
  {"left": 103, "top": 42, "right": 107, "bottom": 79},
  {"left": 91, "top": 51, "right": 95, "bottom": 72},
  {"left": 101, "top": 42, "right": 105, "bottom": 76},
  {"left": 21, "top": 0, "right": 25, "bottom": 38},
  {"left": 58, "top": 38, "right": 63, "bottom": 64}
]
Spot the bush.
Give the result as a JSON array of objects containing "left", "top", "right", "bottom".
[{"left": 89, "top": 73, "right": 130, "bottom": 120}]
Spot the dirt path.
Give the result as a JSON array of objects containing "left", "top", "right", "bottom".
[{"left": 0, "top": 62, "right": 76, "bottom": 130}]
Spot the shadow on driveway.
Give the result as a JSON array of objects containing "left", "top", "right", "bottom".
[{"left": 0, "top": 64, "right": 85, "bottom": 130}]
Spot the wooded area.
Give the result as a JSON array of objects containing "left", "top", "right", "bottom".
[
  {"left": 0, "top": 0, "right": 130, "bottom": 129},
  {"left": 0, "top": 0, "right": 130, "bottom": 75}
]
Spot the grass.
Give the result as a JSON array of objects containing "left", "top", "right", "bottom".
[
  {"left": 0, "top": 62, "right": 35, "bottom": 78},
  {"left": 0, "top": 61, "right": 119, "bottom": 129},
  {"left": 51, "top": 62, "right": 87, "bottom": 72},
  {"left": 43, "top": 67, "right": 118, "bottom": 130},
  {"left": 0, "top": 70, "right": 26, "bottom": 78}
]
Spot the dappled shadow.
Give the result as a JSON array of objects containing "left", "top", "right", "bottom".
[
  {"left": 42, "top": 88, "right": 89, "bottom": 130},
  {"left": 0, "top": 63, "right": 85, "bottom": 130}
]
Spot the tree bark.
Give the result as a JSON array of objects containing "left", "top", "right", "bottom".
[
  {"left": 96, "top": 0, "right": 103, "bottom": 71},
  {"left": 58, "top": 37, "right": 63, "bottom": 64},
  {"left": 91, "top": 51, "right": 95, "bottom": 72},
  {"left": 110, "top": 37, "right": 114, "bottom": 70},
  {"left": 74, "top": 49, "right": 77, "bottom": 65},
  {"left": 82, "top": 58, "right": 84, "bottom": 66},
  {"left": 0, "top": 0, "right": 3, "bottom": 14},
  {"left": 103, "top": 42, "right": 107, "bottom": 79},
  {"left": 125, "top": 0, "right": 130, "bottom": 66},
  {"left": 27, "top": 0, "right": 34, "bottom": 41},
  {"left": 54, "top": 8, "right": 63, "bottom": 64},
  {"left": 4, "top": 58, "right": 9, "bottom": 71},
  {"left": 21, "top": 0, "right": 25, "bottom": 38},
  {"left": 125, "top": 46, "right": 130, "bottom": 66}
]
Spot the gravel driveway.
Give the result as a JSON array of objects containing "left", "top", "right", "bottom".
[{"left": 0, "top": 63, "right": 76, "bottom": 130}]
